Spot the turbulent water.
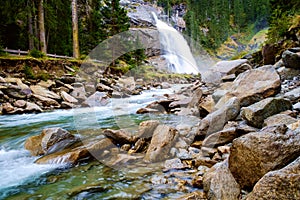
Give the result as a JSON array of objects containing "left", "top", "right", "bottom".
[
  {"left": 0, "top": 86, "right": 198, "bottom": 199},
  {"left": 152, "top": 13, "right": 199, "bottom": 74}
]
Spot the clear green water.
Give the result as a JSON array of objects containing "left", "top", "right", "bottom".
[{"left": 0, "top": 88, "right": 198, "bottom": 200}]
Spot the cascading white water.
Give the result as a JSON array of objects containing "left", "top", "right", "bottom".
[{"left": 152, "top": 13, "right": 199, "bottom": 74}]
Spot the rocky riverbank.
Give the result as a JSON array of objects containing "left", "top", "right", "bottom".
[
  {"left": 21, "top": 47, "right": 300, "bottom": 199},
  {"left": 0, "top": 57, "right": 197, "bottom": 115}
]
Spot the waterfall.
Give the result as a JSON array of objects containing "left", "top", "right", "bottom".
[{"left": 152, "top": 13, "right": 199, "bottom": 74}]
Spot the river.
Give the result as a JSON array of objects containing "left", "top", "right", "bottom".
[{"left": 0, "top": 85, "right": 199, "bottom": 199}]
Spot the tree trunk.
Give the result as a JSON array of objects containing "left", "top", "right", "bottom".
[
  {"left": 28, "top": 12, "right": 34, "bottom": 50},
  {"left": 38, "top": 0, "right": 47, "bottom": 53},
  {"left": 72, "top": 0, "right": 80, "bottom": 59}
]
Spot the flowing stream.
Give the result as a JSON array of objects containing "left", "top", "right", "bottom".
[
  {"left": 0, "top": 86, "right": 198, "bottom": 199},
  {"left": 152, "top": 13, "right": 199, "bottom": 74}
]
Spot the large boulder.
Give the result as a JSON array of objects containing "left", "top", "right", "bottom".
[
  {"left": 25, "top": 127, "right": 79, "bottom": 156},
  {"left": 210, "top": 59, "right": 251, "bottom": 78},
  {"left": 203, "top": 160, "right": 240, "bottom": 200},
  {"left": 241, "top": 97, "right": 292, "bottom": 128},
  {"left": 246, "top": 156, "right": 300, "bottom": 200},
  {"left": 229, "top": 125, "right": 300, "bottom": 189},
  {"left": 282, "top": 49, "right": 300, "bottom": 69},
  {"left": 198, "top": 97, "right": 240, "bottom": 137},
  {"left": 144, "top": 125, "right": 179, "bottom": 162},
  {"left": 30, "top": 85, "right": 60, "bottom": 100},
  {"left": 218, "top": 66, "right": 281, "bottom": 107}
]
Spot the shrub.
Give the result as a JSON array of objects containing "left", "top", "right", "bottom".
[
  {"left": 23, "top": 65, "right": 35, "bottom": 79},
  {"left": 29, "top": 49, "right": 45, "bottom": 58}
]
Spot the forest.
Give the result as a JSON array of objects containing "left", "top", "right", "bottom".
[{"left": 0, "top": 0, "right": 299, "bottom": 59}]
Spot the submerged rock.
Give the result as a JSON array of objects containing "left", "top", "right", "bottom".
[
  {"left": 25, "top": 127, "right": 79, "bottom": 156},
  {"left": 229, "top": 125, "right": 300, "bottom": 189}
]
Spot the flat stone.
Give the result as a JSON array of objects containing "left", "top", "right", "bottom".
[
  {"left": 32, "top": 94, "right": 60, "bottom": 107},
  {"left": 263, "top": 114, "right": 298, "bottom": 127},
  {"left": 30, "top": 85, "right": 60, "bottom": 100},
  {"left": 202, "top": 127, "right": 238, "bottom": 148},
  {"left": 61, "top": 91, "right": 78, "bottom": 104}
]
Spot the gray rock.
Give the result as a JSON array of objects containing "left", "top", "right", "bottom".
[
  {"left": 241, "top": 97, "right": 292, "bottom": 128},
  {"left": 14, "top": 100, "right": 27, "bottom": 108},
  {"left": 284, "top": 86, "right": 300, "bottom": 101},
  {"left": 144, "top": 125, "right": 179, "bottom": 162},
  {"left": 246, "top": 156, "right": 300, "bottom": 200},
  {"left": 229, "top": 125, "right": 300, "bottom": 189},
  {"left": 203, "top": 159, "right": 240, "bottom": 200},
  {"left": 60, "top": 91, "right": 78, "bottom": 104},
  {"left": 198, "top": 97, "right": 240, "bottom": 137},
  {"left": 202, "top": 127, "right": 238, "bottom": 148},
  {"left": 70, "top": 83, "right": 87, "bottom": 102},
  {"left": 82, "top": 92, "right": 109, "bottom": 107},
  {"left": 282, "top": 49, "right": 300, "bottom": 69},
  {"left": 293, "top": 102, "right": 300, "bottom": 111},
  {"left": 25, "top": 102, "right": 43, "bottom": 113}
]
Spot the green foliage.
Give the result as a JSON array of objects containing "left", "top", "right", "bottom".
[
  {"left": 29, "top": 49, "right": 45, "bottom": 58},
  {"left": 267, "top": 0, "right": 300, "bottom": 43},
  {"left": 36, "top": 71, "right": 50, "bottom": 81},
  {"left": 184, "top": 0, "right": 271, "bottom": 51},
  {"left": 23, "top": 65, "right": 35, "bottom": 79}
]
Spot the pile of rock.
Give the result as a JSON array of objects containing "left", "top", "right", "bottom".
[
  {"left": 134, "top": 48, "right": 300, "bottom": 199},
  {"left": 23, "top": 47, "right": 300, "bottom": 199}
]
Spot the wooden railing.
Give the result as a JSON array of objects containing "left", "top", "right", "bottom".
[{"left": 2, "top": 48, "right": 74, "bottom": 59}]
